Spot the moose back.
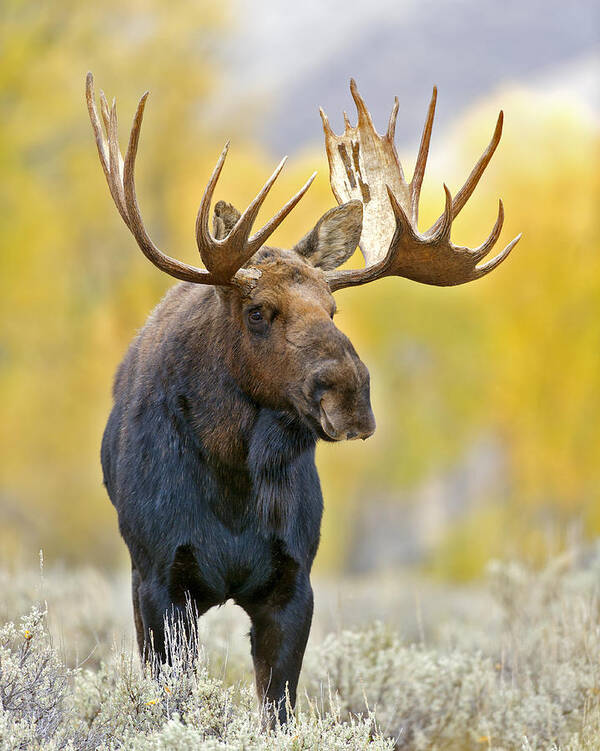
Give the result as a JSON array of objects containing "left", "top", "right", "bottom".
[{"left": 87, "top": 72, "right": 519, "bottom": 724}]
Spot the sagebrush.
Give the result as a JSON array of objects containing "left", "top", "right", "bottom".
[{"left": 1, "top": 548, "right": 599, "bottom": 750}]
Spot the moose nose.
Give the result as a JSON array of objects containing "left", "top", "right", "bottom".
[
  {"left": 356, "top": 408, "right": 376, "bottom": 440},
  {"left": 346, "top": 423, "right": 376, "bottom": 441}
]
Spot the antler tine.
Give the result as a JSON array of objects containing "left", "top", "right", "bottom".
[
  {"left": 122, "top": 89, "right": 219, "bottom": 283},
  {"left": 86, "top": 75, "right": 108, "bottom": 175},
  {"left": 195, "top": 142, "right": 231, "bottom": 263},
  {"left": 226, "top": 156, "right": 288, "bottom": 254},
  {"left": 319, "top": 107, "right": 334, "bottom": 139},
  {"left": 195, "top": 153, "right": 288, "bottom": 278},
  {"left": 386, "top": 184, "right": 418, "bottom": 242},
  {"left": 195, "top": 151, "right": 317, "bottom": 282},
  {"left": 88, "top": 73, "right": 315, "bottom": 288},
  {"left": 321, "top": 81, "right": 520, "bottom": 290},
  {"left": 470, "top": 199, "right": 504, "bottom": 261},
  {"left": 429, "top": 110, "right": 503, "bottom": 234},
  {"left": 245, "top": 169, "right": 317, "bottom": 254},
  {"left": 87, "top": 72, "right": 218, "bottom": 284},
  {"left": 350, "top": 78, "right": 376, "bottom": 131},
  {"left": 428, "top": 184, "right": 453, "bottom": 243},
  {"left": 474, "top": 232, "right": 522, "bottom": 279},
  {"left": 386, "top": 97, "right": 399, "bottom": 142},
  {"left": 99, "top": 90, "right": 111, "bottom": 134},
  {"left": 409, "top": 87, "right": 437, "bottom": 226},
  {"left": 99, "top": 90, "right": 130, "bottom": 225},
  {"left": 107, "top": 99, "right": 128, "bottom": 223},
  {"left": 86, "top": 74, "right": 129, "bottom": 227}
]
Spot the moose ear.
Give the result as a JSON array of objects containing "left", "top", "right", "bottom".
[
  {"left": 212, "top": 200, "right": 241, "bottom": 240},
  {"left": 294, "top": 200, "right": 363, "bottom": 270}
]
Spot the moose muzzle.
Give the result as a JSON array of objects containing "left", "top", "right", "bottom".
[{"left": 319, "top": 389, "right": 376, "bottom": 442}]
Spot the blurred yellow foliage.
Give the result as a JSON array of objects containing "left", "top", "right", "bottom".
[
  {"left": 320, "top": 92, "right": 600, "bottom": 574},
  {"left": 1, "top": 2, "right": 598, "bottom": 576}
]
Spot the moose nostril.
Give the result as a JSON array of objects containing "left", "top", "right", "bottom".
[
  {"left": 360, "top": 424, "right": 376, "bottom": 440},
  {"left": 347, "top": 431, "right": 358, "bottom": 440}
]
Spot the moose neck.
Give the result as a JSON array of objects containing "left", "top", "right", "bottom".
[{"left": 160, "top": 283, "right": 317, "bottom": 477}]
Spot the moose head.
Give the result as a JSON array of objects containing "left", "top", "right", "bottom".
[{"left": 86, "top": 74, "right": 519, "bottom": 449}]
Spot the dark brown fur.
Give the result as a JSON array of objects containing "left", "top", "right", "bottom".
[{"left": 102, "top": 203, "right": 375, "bottom": 725}]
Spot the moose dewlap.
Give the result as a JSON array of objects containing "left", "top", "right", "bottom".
[{"left": 86, "top": 71, "right": 520, "bottom": 726}]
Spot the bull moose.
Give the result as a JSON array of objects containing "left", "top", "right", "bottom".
[{"left": 86, "top": 72, "right": 520, "bottom": 724}]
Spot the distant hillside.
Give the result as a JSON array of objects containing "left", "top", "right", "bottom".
[{"left": 218, "top": 0, "right": 599, "bottom": 153}]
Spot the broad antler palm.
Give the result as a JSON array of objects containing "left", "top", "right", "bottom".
[
  {"left": 86, "top": 73, "right": 316, "bottom": 287},
  {"left": 320, "top": 80, "right": 521, "bottom": 291}
]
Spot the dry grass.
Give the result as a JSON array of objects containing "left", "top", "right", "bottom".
[{"left": 1, "top": 547, "right": 599, "bottom": 750}]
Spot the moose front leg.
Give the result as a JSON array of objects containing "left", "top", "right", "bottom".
[
  {"left": 131, "top": 566, "right": 146, "bottom": 657},
  {"left": 245, "top": 575, "right": 314, "bottom": 726},
  {"left": 134, "top": 576, "right": 214, "bottom": 666}
]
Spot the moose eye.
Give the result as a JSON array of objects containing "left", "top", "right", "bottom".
[{"left": 246, "top": 307, "right": 270, "bottom": 334}]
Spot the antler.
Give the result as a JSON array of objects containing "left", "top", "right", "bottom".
[
  {"left": 320, "top": 80, "right": 521, "bottom": 292},
  {"left": 86, "top": 73, "right": 316, "bottom": 287}
]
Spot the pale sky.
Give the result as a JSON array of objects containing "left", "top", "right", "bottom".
[{"left": 210, "top": 0, "right": 598, "bottom": 154}]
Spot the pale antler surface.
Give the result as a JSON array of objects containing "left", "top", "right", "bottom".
[
  {"left": 86, "top": 73, "right": 315, "bottom": 287},
  {"left": 320, "top": 80, "right": 521, "bottom": 291}
]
